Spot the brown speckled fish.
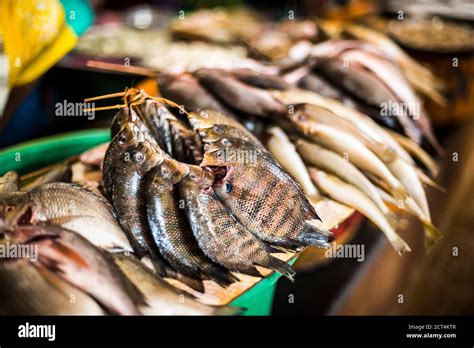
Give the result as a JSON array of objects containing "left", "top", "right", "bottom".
[
  {"left": 146, "top": 156, "right": 238, "bottom": 287},
  {"left": 179, "top": 165, "right": 295, "bottom": 281},
  {"left": 201, "top": 137, "right": 332, "bottom": 249}
]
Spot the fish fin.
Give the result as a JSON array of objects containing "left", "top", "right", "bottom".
[
  {"left": 389, "top": 237, "right": 412, "bottom": 255},
  {"left": 199, "top": 265, "right": 239, "bottom": 288},
  {"left": 304, "top": 219, "right": 333, "bottom": 237},
  {"left": 213, "top": 305, "right": 246, "bottom": 316},
  {"left": 171, "top": 273, "right": 205, "bottom": 293},
  {"left": 262, "top": 242, "right": 288, "bottom": 254},
  {"left": 256, "top": 256, "right": 295, "bottom": 282},
  {"left": 299, "top": 220, "right": 334, "bottom": 248}
]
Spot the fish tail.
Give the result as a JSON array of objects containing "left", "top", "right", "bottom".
[
  {"left": 260, "top": 256, "right": 296, "bottom": 282},
  {"left": 202, "top": 265, "right": 240, "bottom": 288},
  {"left": 298, "top": 220, "right": 334, "bottom": 248}
]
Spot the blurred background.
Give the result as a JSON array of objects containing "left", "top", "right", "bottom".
[{"left": 0, "top": 0, "right": 473, "bottom": 315}]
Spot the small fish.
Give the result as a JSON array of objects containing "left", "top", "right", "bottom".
[
  {"left": 146, "top": 156, "right": 238, "bottom": 287},
  {"left": 0, "top": 256, "right": 104, "bottom": 315},
  {"left": 0, "top": 171, "right": 20, "bottom": 194},
  {"left": 103, "top": 122, "right": 142, "bottom": 199},
  {"left": 0, "top": 183, "right": 132, "bottom": 253},
  {"left": 296, "top": 138, "right": 391, "bottom": 216},
  {"left": 231, "top": 68, "right": 289, "bottom": 90},
  {"left": 194, "top": 68, "right": 287, "bottom": 117},
  {"left": 309, "top": 169, "right": 410, "bottom": 255},
  {"left": 110, "top": 140, "right": 205, "bottom": 292},
  {"left": 287, "top": 110, "right": 407, "bottom": 199},
  {"left": 113, "top": 254, "right": 242, "bottom": 315},
  {"left": 179, "top": 165, "right": 295, "bottom": 280},
  {"left": 266, "top": 127, "right": 320, "bottom": 201},
  {"left": 158, "top": 72, "right": 235, "bottom": 115},
  {"left": 201, "top": 138, "right": 332, "bottom": 249},
  {"left": 4, "top": 224, "right": 146, "bottom": 315}
]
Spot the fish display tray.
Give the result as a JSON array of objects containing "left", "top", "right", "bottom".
[{"left": 0, "top": 129, "right": 355, "bottom": 315}]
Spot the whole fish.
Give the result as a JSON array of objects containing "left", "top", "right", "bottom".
[
  {"left": 0, "top": 171, "right": 20, "bottom": 193},
  {"left": 0, "top": 256, "right": 104, "bottom": 315},
  {"left": 316, "top": 57, "right": 423, "bottom": 144},
  {"left": 0, "top": 183, "right": 132, "bottom": 252},
  {"left": 111, "top": 140, "right": 205, "bottom": 292},
  {"left": 286, "top": 110, "right": 407, "bottom": 199},
  {"left": 113, "top": 254, "right": 241, "bottom": 315},
  {"left": 295, "top": 139, "right": 389, "bottom": 216},
  {"left": 179, "top": 165, "right": 295, "bottom": 280},
  {"left": 4, "top": 224, "right": 146, "bottom": 315},
  {"left": 266, "top": 127, "right": 320, "bottom": 202},
  {"left": 157, "top": 72, "right": 234, "bottom": 115},
  {"left": 231, "top": 68, "right": 289, "bottom": 90},
  {"left": 103, "top": 122, "right": 143, "bottom": 199},
  {"left": 194, "top": 68, "right": 287, "bottom": 117},
  {"left": 309, "top": 169, "right": 410, "bottom": 255},
  {"left": 200, "top": 138, "right": 332, "bottom": 249},
  {"left": 146, "top": 156, "right": 238, "bottom": 287}
]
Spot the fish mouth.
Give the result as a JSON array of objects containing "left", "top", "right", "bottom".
[
  {"left": 17, "top": 206, "right": 33, "bottom": 225},
  {"left": 209, "top": 166, "right": 229, "bottom": 183}
]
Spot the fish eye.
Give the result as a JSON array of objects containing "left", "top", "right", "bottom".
[
  {"left": 133, "top": 152, "right": 144, "bottom": 162},
  {"left": 5, "top": 205, "right": 15, "bottom": 213},
  {"left": 161, "top": 167, "right": 169, "bottom": 178},
  {"left": 117, "top": 134, "right": 128, "bottom": 145},
  {"left": 213, "top": 125, "right": 224, "bottom": 134},
  {"left": 199, "top": 131, "right": 207, "bottom": 138},
  {"left": 221, "top": 138, "right": 231, "bottom": 146},
  {"left": 189, "top": 173, "right": 196, "bottom": 180},
  {"left": 216, "top": 150, "right": 224, "bottom": 159}
]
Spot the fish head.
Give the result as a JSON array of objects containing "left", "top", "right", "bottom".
[
  {"left": 130, "top": 141, "right": 164, "bottom": 172},
  {"left": 0, "top": 193, "right": 35, "bottom": 228},
  {"left": 113, "top": 122, "right": 142, "bottom": 150},
  {"left": 188, "top": 110, "right": 239, "bottom": 131},
  {"left": 201, "top": 147, "right": 229, "bottom": 167},
  {"left": 183, "top": 165, "right": 214, "bottom": 188},
  {"left": 159, "top": 157, "right": 190, "bottom": 184},
  {"left": 197, "top": 124, "right": 236, "bottom": 142}
]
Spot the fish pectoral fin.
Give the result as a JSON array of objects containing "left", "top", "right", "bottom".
[
  {"left": 50, "top": 241, "right": 91, "bottom": 269},
  {"left": 256, "top": 257, "right": 295, "bottom": 282}
]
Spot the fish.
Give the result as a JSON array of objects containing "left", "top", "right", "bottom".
[
  {"left": 0, "top": 182, "right": 132, "bottom": 253},
  {"left": 103, "top": 122, "right": 143, "bottom": 199},
  {"left": 231, "top": 68, "right": 289, "bottom": 90},
  {"left": 0, "top": 256, "right": 104, "bottom": 315},
  {"left": 194, "top": 68, "right": 287, "bottom": 117},
  {"left": 4, "top": 224, "right": 146, "bottom": 315},
  {"left": 387, "top": 130, "right": 439, "bottom": 176},
  {"left": 146, "top": 156, "right": 238, "bottom": 287},
  {"left": 168, "top": 117, "right": 204, "bottom": 164},
  {"left": 200, "top": 138, "right": 332, "bottom": 249},
  {"left": 135, "top": 100, "right": 175, "bottom": 156},
  {"left": 110, "top": 140, "right": 205, "bottom": 292},
  {"left": 315, "top": 57, "right": 423, "bottom": 144},
  {"left": 188, "top": 110, "right": 264, "bottom": 150},
  {"left": 286, "top": 109, "right": 407, "bottom": 199},
  {"left": 113, "top": 254, "right": 242, "bottom": 315},
  {"left": 309, "top": 169, "right": 410, "bottom": 255},
  {"left": 179, "top": 165, "right": 295, "bottom": 280},
  {"left": 266, "top": 127, "right": 320, "bottom": 202},
  {"left": 295, "top": 139, "right": 390, "bottom": 216},
  {"left": 0, "top": 171, "right": 20, "bottom": 194},
  {"left": 157, "top": 72, "right": 235, "bottom": 115},
  {"left": 339, "top": 49, "right": 443, "bottom": 154},
  {"left": 21, "top": 161, "right": 73, "bottom": 191}
]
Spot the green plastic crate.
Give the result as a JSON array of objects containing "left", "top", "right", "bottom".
[{"left": 0, "top": 129, "right": 295, "bottom": 315}]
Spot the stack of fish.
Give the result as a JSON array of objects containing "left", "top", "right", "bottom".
[{"left": 157, "top": 61, "right": 442, "bottom": 255}]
